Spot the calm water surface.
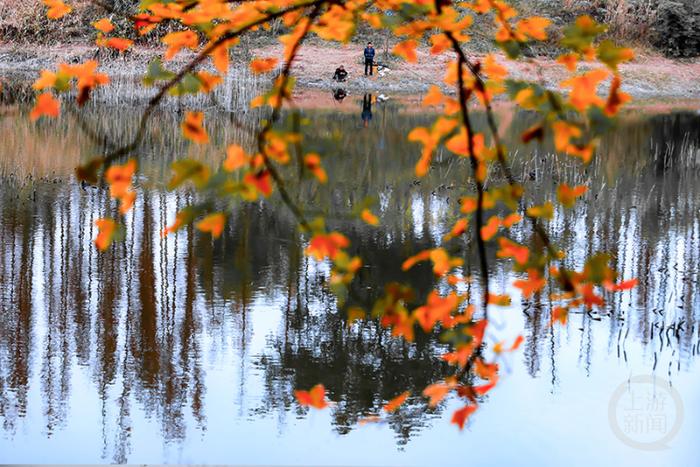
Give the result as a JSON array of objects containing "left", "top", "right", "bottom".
[{"left": 1, "top": 93, "right": 700, "bottom": 465}]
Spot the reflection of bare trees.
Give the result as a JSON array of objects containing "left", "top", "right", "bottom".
[{"left": 0, "top": 108, "right": 699, "bottom": 459}]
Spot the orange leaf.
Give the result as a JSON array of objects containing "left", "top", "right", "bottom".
[
  {"left": 383, "top": 391, "right": 410, "bottom": 413},
  {"left": 423, "top": 382, "right": 453, "bottom": 407},
  {"left": 557, "top": 183, "right": 588, "bottom": 208},
  {"left": 196, "top": 213, "right": 226, "bottom": 239},
  {"left": 181, "top": 111, "right": 208, "bottom": 144},
  {"left": 422, "top": 85, "right": 444, "bottom": 106},
  {"left": 250, "top": 57, "right": 278, "bottom": 74},
  {"left": 551, "top": 306, "right": 569, "bottom": 325},
  {"left": 605, "top": 74, "right": 631, "bottom": 116},
  {"left": 163, "top": 30, "right": 199, "bottom": 60},
  {"left": 94, "top": 218, "right": 117, "bottom": 251},
  {"left": 557, "top": 53, "right": 578, "bottom": 72},
  {"left": 92, "top": 18, "right": 114, "bottom": 33},
  {"left": 30, "top": 92, "right": 60, "bottom": 121},
  {"left": 197, "top": 71, "right": 222, "bottom": 93},
  {"left": 496, "top": 237, "right": 529, "bottom": 265},
  {"left": 510, "top": 335, "right": 524, "bottom": 351},
  {"left": 513, "top": 268, "right": 546, "bottom": 298},
  {"left": 402, "top": 250, "right": 431, "bottom": 271},
  {"left": 105, "top": 38, "right": 133, "bottom": 51},
  {"left": 451, "top": 405, "right": 477, "bottom": 430},
  {"left": 487, "top": 293, "right": 511, "bottom": 306},
  {"left": 306, "top": 232, "right": 350, "bottom": 261},
  {"left": 243, "top": 170, "right": 272, "bottom": 198},
  {"left": 224, "top": 144, "right": 249, "bottom": 172},
  {"left": 33, "top": 70, "right": 57, "bottom": 90},
  {"left": 480, "top": 216, "right": 500, "bottom": 241},
  {"left": 44, "top": 0, "right": 71, "bottom": 19},
  {"left": 560, "top": 68, "right": 610, "bottom": 112},
  {"left": 444, "top": 218, "right": 468, "bottom": 241},
  {"left": 304, "top": 153, "right": 327, "bottom": 183},
  {"left": 294, "top": 384, "right": 328, "bottom": 409},
  {"left": 361, "top": 209, "right": 379, "bottom": 226},
  {"left": 604, "top": 278, "right": 638, "bottom": 291},
  {"left": 393, "top": 40, "right": 418, "bottom": 63},
  {"left": 516, "top": 16, "right": 551, "bottom": 41}
]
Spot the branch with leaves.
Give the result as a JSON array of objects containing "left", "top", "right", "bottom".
[{"left": 34, "top": 0, "right": 638, "bottom": 432}]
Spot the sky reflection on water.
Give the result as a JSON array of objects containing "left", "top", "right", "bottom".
[{"left": 1, "top": 97, "right": 700, "bottom": 465}]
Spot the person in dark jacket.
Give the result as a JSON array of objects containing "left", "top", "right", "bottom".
[
  {"left": 333, "top": 65, "right": 348, "bottom": 82},
  {"left": 364, "top": 42, "right": 375, "bottom": 76}
]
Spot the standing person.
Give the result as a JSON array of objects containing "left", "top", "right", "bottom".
[{"left": 364, "top": 42, "right": 375, "bottom": 76}]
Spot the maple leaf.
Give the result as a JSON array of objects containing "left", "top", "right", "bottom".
[
  {"left": 413, "top": 291, "right": 459, "bottom": 332},
  {"left": 551, "top": 306, "right": 569, "bottom": 325},
  {"left": 423, "top": 381, "right": 454, "bottom": 407},
  {"left": 94, "top": 218, "right": 117, "bottom": 251},
  {"left": 604, "top": 278, "right": 638, "bottom": 291},
  {"left": 393, "top": 40, "right": 418, "bottom": 63},
  {"left": 443, "top": 218, "right": 468, "bottom": 241},
  {"left": 304, "top": 153, "right": 327, "bottom": 183},
  {"left": 196, "top": 213, "right": 226, "bottom": 239},
  {"left": 422, "top": 85, "right": 444, "bottom": 106},
  {"left": 451, "top": 405, "right": 477, "bottom": 430},
  {"left": 294, "top": 384, "right": 328, "bottom": 409},
  {"left": 224, "top": 144, "right": 249, "bottom": 172},
  {"left": 243, "top": 170, "right": 273, "bottom": 198},
  {"left": 306, "top": 232, "right": 350, "bottom": 261},
  {"left": 557, "top": 183, "right": 588, "bottom": 208},
  {"left": 250, "top": 57, "right": 278, "bottom": 74},
  {"left": 181, "top": 111, "right": 208, "bottom": 144},
  {"left": 560, "top": 68, "right": 610, "bottom": 112},
  {"left": 163, "top": 30, "right": 199, "bottom": 60},
  {"left": 496, "top": 237, "right": 529, "bottom": 265},
  {"left": 30, "top": 92, "right": 60, "bottom": 121},
  {"left": 44, "top": 0, "right": 71, "bottom": 19},
  {"left": 92, "top": 18, "right": 114, "bottom": 33},
  {"left": 361, "top": 209, "right": 379, "bottom": 226},
  {"left": 105, "top": 38, "right": 133, "bottom": 52},
  {"left": 516, "top": 17, "right": 551, "bottom": 41},
  {"left": 513, "top": 268, "right": 546, "bottom": 298},
  {"left": 605, "top": 74, "right": 631, "bottom": 116},
  {"left": 480, "top": 216, "right": 500, "bottom": 241},
  {"left": 197, "top": 71, "right": 222, "bottom": 93},
  {"left": 488, "top": 294, "right": 511, "bottom": 306},
  {"left": 526, "top": 202, "right": 554, "bottom": 220},
  {"left": 383, "top": 391, "right": 410, "bottom": 413}
]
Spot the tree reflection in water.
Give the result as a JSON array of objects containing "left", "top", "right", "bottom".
[{"left": 0, "top": 104, "right": 699, "bottom": 461}]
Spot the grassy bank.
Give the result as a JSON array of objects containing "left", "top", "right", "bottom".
[{"left": 2, "top": 1, "right": 700, "bottom": 58}]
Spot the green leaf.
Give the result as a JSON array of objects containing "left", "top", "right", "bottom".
[
  {"left": 498, "top": 40, "right": 521, "bottom": 59},
  {"left": 168, "top": 159, "right": 211, "bottom": 190},
  {"left": 596, "top": 40, "right": 633, "bottom": 70},
  {"left": 143, "top": 58, "right": 176, "bottom": 87},
  {"left": 168, "top": 73, "right": 202, "bottom": 96},
  {"left": 561, "top": 15, "right": 607, "bottom": 52}
]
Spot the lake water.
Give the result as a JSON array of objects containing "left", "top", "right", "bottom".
[{"left": 1, "top": 93, "right": 699, "bottom": 465}]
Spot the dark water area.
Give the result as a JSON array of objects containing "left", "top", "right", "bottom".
[{"left": 1, "top": 95, "right": 700, "bottom": 465}]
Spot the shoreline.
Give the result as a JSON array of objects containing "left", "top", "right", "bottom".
[{"left": 2, "top": 43, "right": 700, "bottom": 105}]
